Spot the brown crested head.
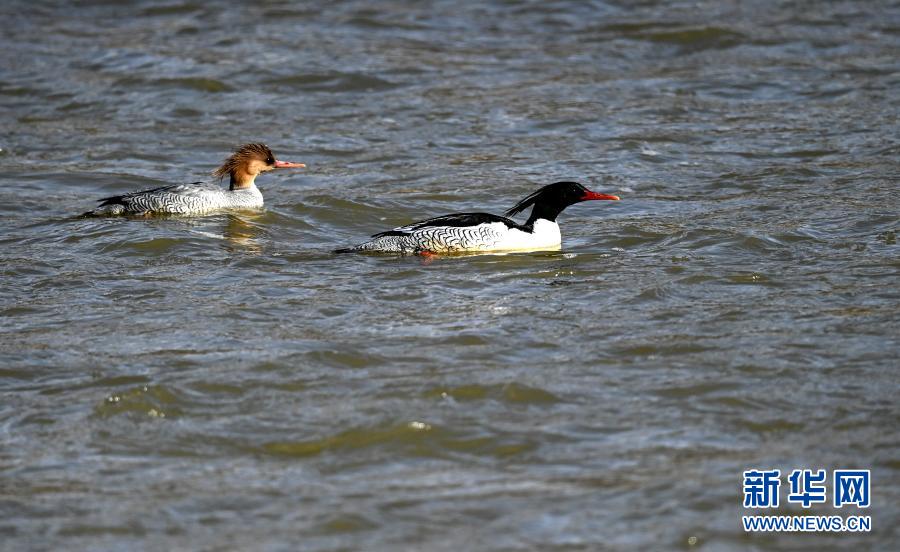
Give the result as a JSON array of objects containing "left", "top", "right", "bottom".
[
  {"left": 213, "top": 143, "right": 305, "bottom": 189},
  {"left": 213, "top": 143, "right": 275, "bottom": 179}
]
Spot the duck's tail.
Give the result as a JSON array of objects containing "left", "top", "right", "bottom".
[{"left": 333, "top": 244, "right": 365, "bottom": 254}]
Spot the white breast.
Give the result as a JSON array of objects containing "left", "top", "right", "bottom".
[{"left": 495, "top": 219, "right": 561, "bottom": 252}]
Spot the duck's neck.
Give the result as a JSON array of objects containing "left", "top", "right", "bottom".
[
  {"left": 524, "top": 203, "right": 567, "bottom": 227},
  {"left": 229, "top": 169, "right": 257, "bottom": 191},
  {"left": 521, "top": 217, "right": 560, "bottom": 235}
]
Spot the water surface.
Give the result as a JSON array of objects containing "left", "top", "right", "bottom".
[{"left": 1, "top": 1, "right": 898, "bottom": 550}]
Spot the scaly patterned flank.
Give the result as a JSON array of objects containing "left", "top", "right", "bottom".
[
  {"left": 361, "top": 213, "right": 523, "bottom": 253},
  {"left": 92, "top": 182, "right": 263, "bottom": 216}
]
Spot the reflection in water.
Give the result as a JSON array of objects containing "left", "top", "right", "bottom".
[
  {"left": 222, "top": 213, "right": 264, "bottom": 253},
  {"left": 183, "top": 213, "right": 265, "bottom": 253}
]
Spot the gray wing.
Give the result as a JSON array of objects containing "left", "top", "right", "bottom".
[{"left": 96, "top": 182, "right": 223, "bottom": 213}]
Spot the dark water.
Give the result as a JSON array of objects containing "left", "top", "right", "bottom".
[{"left": 1, "top": 1, "right": 898, "bottom": 549}]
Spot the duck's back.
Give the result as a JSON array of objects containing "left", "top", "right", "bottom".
[
  {"left": 336, "top": 212, "right": 559, "bottom": 254},
  {"left": 89, "top": 182, "right": 262, "bottom": 215}
]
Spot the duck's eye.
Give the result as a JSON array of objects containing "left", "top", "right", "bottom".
[{"left": 266, "top": 157, "right": 275, "bottom": 165}]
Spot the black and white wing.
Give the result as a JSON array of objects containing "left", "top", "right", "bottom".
[
  {"left": 95, "top": 182, "right": 223, "bottom": 214},
  {"left": 372, "top": 212, "right": 523, "bottom": 238}
]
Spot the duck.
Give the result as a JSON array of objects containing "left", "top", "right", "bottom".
[
  {"left": 336, "top": 181, "right": 619, "bottom": 255},
  {"left": 83, "top": 143, "right": 305, "bottom": 216}
]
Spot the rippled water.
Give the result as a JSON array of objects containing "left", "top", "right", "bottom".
[{"left": 2, "top": 1, "right": 898, "bottom": 549}]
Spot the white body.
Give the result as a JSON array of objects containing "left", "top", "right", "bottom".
[
  {"left": 475, "top": 219, "right": 562, "bottom": 252},
  {"left": 347, "top": 218, "right": 562, "bottom": 254}
]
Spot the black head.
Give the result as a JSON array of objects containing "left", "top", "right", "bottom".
[{"left": 504, "top": 181, "right": 619, "bottom": 225}]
